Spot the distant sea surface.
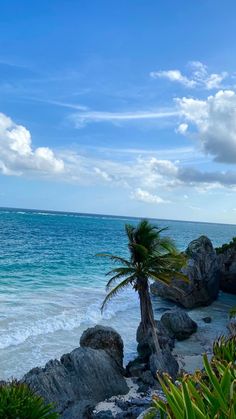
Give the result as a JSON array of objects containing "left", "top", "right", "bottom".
[{"left": 0, "top": 207, "right": 236, "bottom": 380}]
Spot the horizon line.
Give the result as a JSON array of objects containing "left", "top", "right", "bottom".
[{"left": 0, "top": 205, "right": 235, "bottom": 227}]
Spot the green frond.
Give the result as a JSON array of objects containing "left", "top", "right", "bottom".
[
  {"left": 96, "top": 253, "right": 130, "bottom": 266},
  {"left": 106, "top": 267, "right": 136, "bottom": 289},
  {"left": 101, "top": 276, "right": 135, "bottom": 311}
]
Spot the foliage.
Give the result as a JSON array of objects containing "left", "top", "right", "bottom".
[
  {"left": 215, "top": 237, "right": 236, "bottom": 254},
  {"left": 146, "top": 336, "right": 236, "bottom": 419},
  {"left": 98, "top": 219, "right": 186, "bottom": 311},
  {"left": 0, "top": 381, "right": 59, "bottom": 419},
  {"left": 229, "top": 306, "right": 236, "bottom": 319},
  {"left": 213, "top": 335, "right": 236, "bottom": 363}
]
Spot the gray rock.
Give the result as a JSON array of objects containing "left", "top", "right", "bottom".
[
  {"left": 136, "top": 320, "right": 174, "bottom": 360},
  {"left": 151, "top": 236, "right": 220, "bottom": 308},
  {"left": 80, "top": 324, "right": 124, "bottom": 367},
  {"left": 23, "top": 346, "right": 128, "bottom": 418},
  {"left": 228, "top": 318, "right": 236, "bottom": 336},
  {"left": 160, "top": 310, "right": 197, "bottom": 340},
  {"left": 202, "top": 316, "right": 212, "bottom": 323},
  {"left": 92, "top": 410, "right": 115, "bottom": 419},
  {"left": 218, "top": 247, "right": 236, "bottom": 294},
  {"left": 149, "top": 350, "right": 179, "bottom": 380}
]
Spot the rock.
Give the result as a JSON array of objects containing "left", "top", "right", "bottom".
[
  {"left": 126, "top": 357, "right": 147, "bottom": 377},
  {"left": 136, "top": 320, "right": 174, "bottom": 360},
  {"left": 160, "top": 310, "right": 197, "bottom": 340},
  {"left": 217, "top": 246, "right": 236, "bottom": 294},
  {"left": 80, "top": 325, "right": 124, "bottom": 367},
  {"left": 137, "top": 408, "right": 159, "bottom": 419},
  {"left": 149, "top": 350, "right": 179, "bottom": 380},
  {"left": 92, "top": 411, "right": 115, "bottom": 419},
  {"left": 151, "top": 236, "right": 220, "bottom": 308},
  {"left": 202, "top": 316, "right": 212, "bottom": 323},
  {"left": 228, "top": 318, "right": 236, "bottom": 336},
  {"left": 23, "top": 346, "right": 128, "bottom": 418}
]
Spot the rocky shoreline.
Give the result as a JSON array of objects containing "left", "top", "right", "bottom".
[{"left": 6, "top": 235, "right": 236, "bottom": 418}]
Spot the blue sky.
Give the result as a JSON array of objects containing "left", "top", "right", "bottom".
[{"left": 1, "top": 1, "right": 236, "bottom": 223}]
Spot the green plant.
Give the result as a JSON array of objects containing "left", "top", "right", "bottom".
[
  {"left": 215, "top": 237, "right": 236, "bottom": 254},
  {"left": 149, "top": 354, "right": 236, "bottom": 418},
  {"left": 98, "top": 220, "right": 186, "bottom": 354},
  {"left": 0, "top": 381, "right": 59, "bottom": 419},
  {"left": 229, "top": 306, "right": 236, "bottom": 319},
  {"left": 213, "top": 335, "right": 236, "bottom": 363}
]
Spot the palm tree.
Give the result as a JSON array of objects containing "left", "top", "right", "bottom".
[{"left": 99, "top": 219, "right": 186, "bottom": 356}]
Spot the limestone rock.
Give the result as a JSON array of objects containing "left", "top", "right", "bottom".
[
  {"left": 23, "top": 346, "right": 128, "bottom": 418},
  {"left": 151, "top": 236, "right": 220, "bottom": 308},
  {"left": 80, "top": 324, "right": 124, "bottom": 367},
  {"left": 160, "top": 310, "right": 197, "bottom": 340}
]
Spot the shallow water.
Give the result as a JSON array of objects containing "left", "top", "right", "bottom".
[{"left": 0, "top": 208, "right": 236, "bottom": 379}]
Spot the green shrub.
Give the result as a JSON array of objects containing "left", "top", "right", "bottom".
[
  {"left": 215, "top": 237, "right": 236, "bottom": 254},
  {"left": 146, "top": 336, "right": 236, "bottom": 418},
  {"left": 0, "top": 381, "right": 59, "bottom": 419},
  {"left": 213, "top": 335, "right": 236, "bottom": 363}
]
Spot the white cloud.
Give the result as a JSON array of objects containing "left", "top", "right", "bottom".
[
  {"left": 0, "top": 112, "right": 64, "bottom": 176},
  {"left": 150, "top": 69, "right": 196, "bottom": 88},
  {"left": 70, "top": 109, "right": 178, "bottom": 128},
  {"left": 131, "top": 188, "right": 170, "bottom": 204},
  {"left": 150, "top": 61, "right": 228, "bottom": 90},
  {"left": 177, "top": 90, "right": 236, "bottom": 163}
]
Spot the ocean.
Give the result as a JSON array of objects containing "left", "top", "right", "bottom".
[{"left": 0, "top": 207, "right": 236, "bottom": 380}]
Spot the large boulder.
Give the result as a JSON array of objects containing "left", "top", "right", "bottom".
[
  {"left": 160, "top": 310, "right": 197, "bottom": 340},
  {"left": 149, "top": 350, "right": 179, "bottom": 380},
  {"left": 80, "top": 325, "right": 124, "bottom": 367},
  {"left": 23, "top": 346, "right": 128, "bottom": 418},
  {"left": 151, "top": 236, "right": 220, "bottom": 308},
  {"left": 136, "top": 320, "right": 174, "bottom": 360},
  {"left": 218, "top": 247, "right": 236, "bottom": 294}
]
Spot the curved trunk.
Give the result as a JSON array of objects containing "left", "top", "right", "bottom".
[{"left": 138, "top": 279, "right": 161, "bottom": 354}]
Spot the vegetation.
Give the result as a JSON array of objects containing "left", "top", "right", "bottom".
[
  {"left": 213, "top": 335, "right": 236, "bottom": 363},
  {"left": 99, "top": 219, "right": 186, "bottom": 354},
  {"left": 215, "top": 237, "right": 236, "bottom": 254},
  {"left": 146, "top": 335, "right": 236, "bottom": 419},
  {"left": 0, "top": 381, "right": 59, "bottom": 419}
]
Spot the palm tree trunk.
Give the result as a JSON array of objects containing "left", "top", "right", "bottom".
[{"left": 138, "top": 279, "right": 161, "bottom": 354}]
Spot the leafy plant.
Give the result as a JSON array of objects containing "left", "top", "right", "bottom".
[
  {"left": 229, "top": 306, "right": 236, "bottom": 319},
  {"left": 0, "top": 381, "right": 59, "bottom": 419},
  {"left": 213, "top": 335, "right": 236, "bottom": 363},
  {"left": 215, "top": 237, "right": 236, "bottom": 254},
  {"left": 149, "top": 354, "right": 236, "bottom": 418}
]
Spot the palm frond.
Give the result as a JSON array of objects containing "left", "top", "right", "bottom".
[
  {"left": 101, "top": 276, "right": 135, "bottom": 311},
  {"left": 105, "top": 267, "right": 136, "bottom": 289},
  {"left": 96, "top": 253, "right": 130, "bottom": 266}
]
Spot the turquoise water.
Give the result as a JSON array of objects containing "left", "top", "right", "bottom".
[{"left": 0, "top": 207, "right": 236, "bottom": 379}]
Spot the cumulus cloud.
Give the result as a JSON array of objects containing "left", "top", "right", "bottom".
[
  {"left": 0, "top": 113, "right": 64, "bottom": 176},
  {"left": 131, "top": 188, "right": 170, "bottom": 204},
  {"left": 150, "top": 61, "right": 228, "bottom": 90},
  {"left": 177, "top": 90, "right": 236, "bottom": 163}
]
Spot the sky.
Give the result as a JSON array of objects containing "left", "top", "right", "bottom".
[{"left": 1, "top": 1, "right": 236, "bottom": 223}]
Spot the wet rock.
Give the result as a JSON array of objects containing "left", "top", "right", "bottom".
[
  {"left": 151, "top": 236, "right": 220, "bottom": 308},
  {"left": 160, "top": 310, "right": 197, "bottom": 340},
  {"left": 80, "top": 325, "right": 124, "bottom": 367}
]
